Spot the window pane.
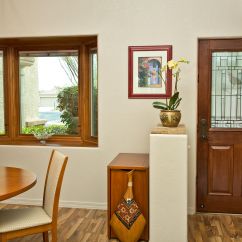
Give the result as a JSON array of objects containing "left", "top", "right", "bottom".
[
  {"left": 19, "top": 50, "right": 79, "bottom": 135},
  {"left": 0, "top": 51, "right": 5, "bottom": 135},
  {"left": 211, "top": 52, "right": 242, "bottom": 128},
  {"left": 90, "top": 50, "right": 98, "bottom": 137}
]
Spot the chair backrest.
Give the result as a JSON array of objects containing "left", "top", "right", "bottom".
[{"left": 42, "top": 150, "right": 68, "bottom": 219}]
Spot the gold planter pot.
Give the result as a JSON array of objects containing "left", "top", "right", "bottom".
[{"left": 160, "top": 110, "right": 181, "bottom": 127}]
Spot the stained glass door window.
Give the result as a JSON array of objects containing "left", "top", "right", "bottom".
[{"left": 211, "top": 52, "right": 242, "bottom": 128}]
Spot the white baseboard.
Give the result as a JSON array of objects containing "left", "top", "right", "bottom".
[
  {"left": 1, "top": 198, "right": 195, "bottom": 214},
  {"left": 188, "top": 206, "right": 196, "bottom": 215},
  {"left": 1, "top": 198, "right": 107, "bottom": 210}
]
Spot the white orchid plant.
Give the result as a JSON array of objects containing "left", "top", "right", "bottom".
[{"left": 152, "top": 58, "right": 189, "bottom": 110}]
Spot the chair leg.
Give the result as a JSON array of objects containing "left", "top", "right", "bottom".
[
  {"left": 51, "top": 227, "right": 57, "bottom": 242},
  {"left": 43, "top": 231, "right": 49, "bottom": 242}
]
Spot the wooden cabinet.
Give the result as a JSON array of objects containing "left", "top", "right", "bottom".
[{"left": 107, "top": 153, "right": 149, "bottom": 241}]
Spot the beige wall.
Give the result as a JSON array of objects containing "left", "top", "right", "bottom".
[{"left": 0, "top": 0, "right": 242, "bottom": 212}]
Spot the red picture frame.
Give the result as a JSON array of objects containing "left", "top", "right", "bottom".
[{"left": 128, "top": 45, "right": 172, "bottom": 99}]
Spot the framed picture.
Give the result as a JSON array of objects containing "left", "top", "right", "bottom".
[{"left": 128, "top": 45, "right": 172, "bottom": 99}]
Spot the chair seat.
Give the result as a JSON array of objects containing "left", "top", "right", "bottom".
[{"left": 0, "top": 207, "right": 52, "bottom": 233}]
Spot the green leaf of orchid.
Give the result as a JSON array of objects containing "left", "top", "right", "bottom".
[
  {"left": 172, "top": 97, "right": 182, "bottom": 110},
  {"left": 152, "top": 101, "right": 168, "bottom": 110},
  {"left": 168, "top": 92, "right": 179, "bottom": 108}
]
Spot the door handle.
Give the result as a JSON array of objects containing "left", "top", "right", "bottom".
[{"left": 200, "top": 118, "right": 207, "bottom": 140}]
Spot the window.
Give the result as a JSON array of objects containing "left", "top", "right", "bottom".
[
  {"left": 0, "top": 51, "right": 5, "bottom": 135},
  {"left": 90, "top": 49, "right": 98, "bottom": 137},
  {"left": 0, "top": 36, "right": 98, "bottom": 146}
]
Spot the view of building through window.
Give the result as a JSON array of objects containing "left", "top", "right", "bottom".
[
  {"left": 0, "top": 51, "right": 4, "bottom": 135},
  {"left": 19, "top": 50, "right": 80, "bottom": 135}
]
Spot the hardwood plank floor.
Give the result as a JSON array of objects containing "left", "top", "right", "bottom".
[
  {"left": 0, "top": 204, "right": 111, "bottom": 242},
  {"left": 188, "top": 213, "right": 242, "bottom": 242},
  {"left": 2, "top": 204, "right": 242, "bottom": 241}
]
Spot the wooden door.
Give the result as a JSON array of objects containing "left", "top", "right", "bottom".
[{"left": 197, "top": 38, "right": 242, "bottom": 213}]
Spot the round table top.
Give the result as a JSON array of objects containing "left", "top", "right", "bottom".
[{"left": 0, "top": 167, "right": 37, "bottom": 201}]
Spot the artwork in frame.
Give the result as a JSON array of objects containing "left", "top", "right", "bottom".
[{"left": 128, "top": 45, "right": 172, "bottom": 99}]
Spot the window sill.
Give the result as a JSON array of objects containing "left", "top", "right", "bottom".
[{"left": 0, "top": 137, "right": 98, "bottom": 147}]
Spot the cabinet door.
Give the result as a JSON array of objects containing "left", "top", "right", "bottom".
[{"left": 109, "top": 169, "right": 149, "bottom": 240}]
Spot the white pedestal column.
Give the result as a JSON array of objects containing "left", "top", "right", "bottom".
[{"left": 149, "top": 134, "right": 188, "bottom": 242}]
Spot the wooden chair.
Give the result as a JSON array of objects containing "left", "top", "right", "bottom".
[{"left": 0, "top": 149, "right": 68, "bottom": 242}]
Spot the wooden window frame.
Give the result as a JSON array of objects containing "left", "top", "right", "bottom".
[{"left": 0, "top": 36, "right": 98, "bottom": 147}]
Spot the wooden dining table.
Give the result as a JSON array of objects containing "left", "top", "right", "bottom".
[{"left": 0, "top": 167, "right": 37, "bottom": 201}]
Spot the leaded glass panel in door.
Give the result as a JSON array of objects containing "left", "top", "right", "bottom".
[{"left": 211, "top": 52, "right": 242, "bottom": 128}]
